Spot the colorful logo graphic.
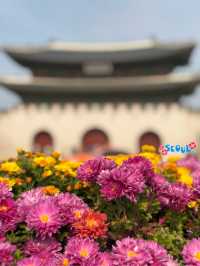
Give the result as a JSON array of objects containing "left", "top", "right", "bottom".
[{"left": 159, "top": 141, "right": 197, "bottom": 155}]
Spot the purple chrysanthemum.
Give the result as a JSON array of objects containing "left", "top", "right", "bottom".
[
  {"left": 26, "top": 198, "right": 62, "bottom": 239},
  {"left": 0, "top": 240, "right": 16, "bottom": 266},
  {"left": 64, "top": 237, "right": 99, "bottom": 265},
  {"left": 112, "top": 237, "right": 150, "bottom": 266},
  {"left": 17, "top": 187, "right": 47, "bottom": 221},
  {"left": 97, "top": 164, "right": 146, "bottom": 202},
  {"left": 182, "top": 238, "right": 200, "bottom": 266},
  {"left": 55, "top": 192, "right": 89, "bottom": 224},
  {"left": 156, "top": 182, "right": 192, "bottom": 211},
  {"left": 24, "top": 238, "right": 62, "bottom": 256},
  {"left": 77, "top": 157, "right": 116, "bottom": 182},
  {"left": 122, "top": 156, "right": 154, "bottom": 180}
]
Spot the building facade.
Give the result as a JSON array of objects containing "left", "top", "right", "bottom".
[{"left": 0, "top": 40, "right": 200, "bottom": 158}]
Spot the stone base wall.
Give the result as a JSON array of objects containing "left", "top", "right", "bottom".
[{"left": 0, "top": 103, "right": 199, "bottom": 159}]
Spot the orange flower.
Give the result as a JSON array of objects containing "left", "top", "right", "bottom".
[
  {"left": 42, "top": 185, "right": 60, "bottom": 195},
  {"left": 15, "top": 178, "right": 23, "bottom": 185},
  {"left": 72, "top": 210, "right": 108, "bottom": 239},
  {"left": 26, "top": 177, "right": 32, "bottom": 184},
  {"left": 74, "top": 182, "right": 82, "bottom": 190}
]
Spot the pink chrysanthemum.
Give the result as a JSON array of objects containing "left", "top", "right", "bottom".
[
  {"left": 182, "top": 238, "right": 200, "bottom": 266},
  {"left": 0, "top": 183, "right": 13, "bottom": 199},
  {"left": 97, "top": 169, "right": 124, "bottom": 200},
  {"left": 0, "top": 197, "right": 19, "bottom": 236},
  {"left": 24, "top": 238, "right": 62, "bottom": 256},
  {"left": 0, "top": 198, "right": 16, "bottom": 219},
  {"left": 149, "top": 174, "right": 169, "bottom": 192},
  {"left": 56, "top": 192, "right": 89, "bottom": 224},
  {"left": 122, "top": 156, "right": 154, "bottom": 180},
  {"left": 193, "top": 173, "right": 200, "bottom": 199},
  {"left": 0, "top": 217, "right": 18, "bottom": 237},
  {"left": 166, "top": 256, "right": 179, "bottom": 266},
  {"left": 17, "top": 255, "right": 43, "bottom": 266},
  {"left": 77, "top": 157, "right": 116, "bottom": 182},
  {"left": 0, "top": 240, "right": 16, "bottom": 266},
  {"left": 64, "top": 237, "right": 99, "bottom": 265},
  {"left": 177, "top": 155, "right": 200, "bottom": 173},
  {"left": 18, "top": 251, "right": 61, "bottom": 266},
  {"left": 17, "top": 187, "right": 47, "bottom": 221},
  {"left": 112, "top": 237, "right": 150, "bottom": 266},
  {"left": 95, "top": 252, "right": 113, "bottom": 266},
  {"left": 26, "top": 198, "right": 62, "bottom": 239},
  {"left": 97, "top": 164, "right": 145, "bottom": 202},
  {"left": 157, "top": 182, "right": 192, "bottom": 212},
  {"left": 137, "top": 239, "right": 173, "bottom": 265}
]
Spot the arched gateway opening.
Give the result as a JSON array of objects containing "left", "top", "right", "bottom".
[
  {"left": 139, "top": 131, "right": 161, "bottom": 152},
  {"left": 82, "top": 128, "right": 110, "bottom": 154},
  {"left": 33, "top": 131, "right": 54, "bottom": 153}
]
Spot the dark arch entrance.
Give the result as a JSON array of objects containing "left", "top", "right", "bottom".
[
  {"left": 33, "top": 131, "right": 54, "bottom": 153},
  {"left": 82, "top": 128, "right": 110, "bottom": 154},
  {"left": 139, "top": 131, "right": 161, "bottom": 152}
]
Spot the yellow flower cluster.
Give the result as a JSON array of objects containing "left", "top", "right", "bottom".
[
  {"left": 66, "top": 181, "right": 90, "bottom": 192},
  {"left": 33, "top": 156, "right": 56, "bottom": 167},
  {"left": 55, "top": 161, "right": 80, "bottom": 177},
  {"left": 0, "top": 162, "right": 22, "bottom": 173}
]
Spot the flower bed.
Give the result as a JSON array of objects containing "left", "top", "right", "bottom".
[{"left": 0, "top": 147, "right": 200, "bottom": 265}]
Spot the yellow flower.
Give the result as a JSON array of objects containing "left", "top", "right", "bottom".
[
  {"left": 0, "top": 177, "right": 16, "bottom": 188},
  {"left": 33, "top": 156, "right": 56, "bottom": 167},
  {"left": 82, "top": 181, "right": 90, "bottom": 188},
  {"left": 177, "top": 167, "right": 193, "bottom": 187},
  {"left": 66, "top": 185, "right": 72, "bottom": 192},
  {"left": 109, "top": 155, "right": 134, "bottom": 166},
  {"left": 141, "top": 145, "right": 156, "bottom": 153},
  {"left": 51, "top": 151, "right": 61, "bottom": 159},
  {"left": 42, "top": 169, "right": 53, "bottom": 178},
  {"left": 42, "top": 185, "right": 60, "bottom": 195},
  {"left": 0, "top": 162, "right": 22, "bottom": 173},
  {"left": 55, "top": 162, "right": 77, "bottom": 177},
  {"left": 16, "top": 147, "right": 24, "bottom": 153},
  {"left": 178, "top": 174, "right": 193, "bottom": 187},
  {"left": 167, "top": 155, "right": 182, "bottom": 163},
  {"left": 188, "top": 201, "right": 198, "bottom": 208},
  {"left": 63, "top": 258, "right": 70, "bottom": 266}
]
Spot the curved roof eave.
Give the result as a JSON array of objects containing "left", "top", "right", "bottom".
[
  {"left": 0, "top": 73, "right": 199, "bottom": 93},
  {"left": 2, "top": 40, "right": 196, "bottom": 64}
]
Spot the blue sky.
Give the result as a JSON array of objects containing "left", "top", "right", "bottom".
[{"left": 1, "top": 0, "right": 200, "bottom": 108}]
